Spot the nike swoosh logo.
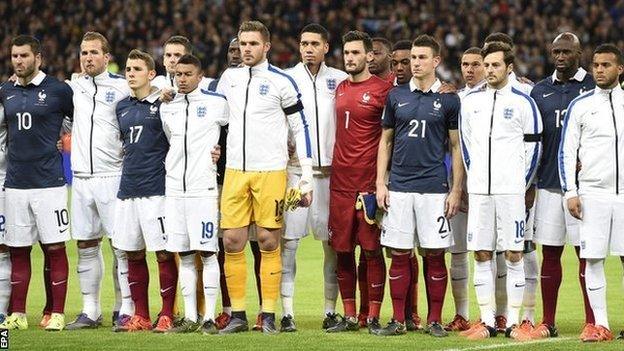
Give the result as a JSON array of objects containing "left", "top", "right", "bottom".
[
  {"left": 7, "top": 95, "right": 15, "bottom": 100},
  {"left": 451, "top": 277, "right": 467, "bottom": 281},
  {"left": 588, "top": 286, "right": 604, "bottom": 291},
  {"left": 338, "top": 93, "right": 345, "bottom": 96},
  {"left": 121, "top": 111, "right": 129, "bottom": 117},
  {"left": 270, "top": 271, "right": 282, "bottom": 275},
  {"left": 540, "top": 275, "right": 551, "bottom": 279},
  {"left": 77, "top": 269, "right": 91, "bottom": 274},
  {"left": 204, "top": 286, "right": 218, "bottom": 290},
  {"left": 200, "top": 241, "right": 210, "bottom": 245},
  {"left": 398, "top": 102, "right": 409, "bottom": 107},
  {"left": 514, "top": 239, "right": 524, "bottom": 244},
  {"left": 371, "top": 283, "right": 384, "bottom": 288},
  {"left": 441, "top": 234, "right": 450, "bottom": 239},
  {"left": 160, "top": 286, "right": 174, "bottom": 294},
  {"left": 120, "top": 271, "right": 128, "bottom": 276},
  {"left": 497, "top": 274, "right": 507, "bottom": 279},
  {"left": 431, "top": 275, "right": 447, "bottom": 281},
  {"left": 389, "top": 275, "right": 403, "bottom": 280},
  {"left": 514, "top": 283, "right": 525, "bottom": 288},
  {"left": 59, "top": 228, "right": 69, "bottom": 233},
  {"left": 474, "top": 283, "right": 485, "bottom": 287},
  {"left": 128, "top": 282, "right": 138, "bottom": 287},
  {"left": 10, "top": 281, "right": 21, "bottom": 285},
  {"left": 52, "top": 280, "right": 67, "bottom": 286},
  {"left": 542, "top": 92, "right": 554, "bottom": 98}
]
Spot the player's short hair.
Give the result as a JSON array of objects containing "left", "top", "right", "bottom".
[
  {"left": 239, "top": 21, "right": 271, "bottom": 42},
  {"left": 342, "top": 31, "right": 373, "bottom": 52},
  {"left": 372, "top": 37, "right": 392, "bottom": 52},
  {"left": 392, "top": 40, "right": 412, "bottom": 52},
  {"left": 481, "top": 41, "right": 514, "bottom": 66},
  {"left": 300, "top": 23, "right": 329, "bottom": 42},
  {"left": 484, "top": 32, "right": 514, "bottom": 48},
  {"left": 463, "top": 47, "right": 482, "bottom": 56},
  {"left": 412, "top": 34, "right": 441, "bottom": 56},
  {"left": 127, "top": 49, "right": 155, "bottom": 71},
  {"left": 176, "top": 54, "right": 202, "bottom": 70},
  {"left": 11, "top": 35, "right": 41, "bottom": 55},
  {"left": 593, "top": 43, "right": 624, "bottom": 65},
  {"left": 165, "top": 36, "right": 193, "bottom": 54},
  {"left": 553, "top": 32, "right": 580, "bottom": 46},
  {"left": 82, "top": 31, "right": 111, "bottom": 54}
]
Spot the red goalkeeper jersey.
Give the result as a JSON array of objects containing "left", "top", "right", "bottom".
[{"left": 331, "top": 75, "right": 393, "bottom": 193}]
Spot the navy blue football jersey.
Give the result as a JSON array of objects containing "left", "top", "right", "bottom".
[
  {"left": 382, "top": 80, "right": 460, "bottom": 193},
  {"left": 0, "top": 73, "right": 73, "bottom": 189},
  {"left": 116, "top": 94, "right": 169, "bottom": 199},
  {"left": 530, "top": 69, "right": 594, "bottom": 189}
]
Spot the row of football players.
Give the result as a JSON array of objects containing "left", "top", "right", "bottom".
[{"left": 0, "top": 20, "right": 622, "bottom": 343}]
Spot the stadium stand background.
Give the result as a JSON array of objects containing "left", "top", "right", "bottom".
[{"left": 1, "top": 0, "right": 623, "bottom": 84}]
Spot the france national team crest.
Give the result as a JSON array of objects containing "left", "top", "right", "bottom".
[
  {"left": 149, "top": 105, "right": 158, "bottom": 115},
  {"left": 362, "top": 92, "right": 371, "bottom": 103},
  {"left": 433, "top": 100, "right": 441, "bottom": 111},
  {"left": 259, "top": 84, "right": 270, "bottom": 96},
  {"left": 503, "top": 107, "right": 514, "bottom": 119},
  {"left": 38, "top": 90, "right": 47, "bottom": 103},
  {"left": 105, "top": 90, "right": 116, "bottom": 103},
  {"left": 326, "top": 78, "right": 336, "bottom": 91},
  {"left": 197, "top": 106, "right": 207, "bottom": 118}
]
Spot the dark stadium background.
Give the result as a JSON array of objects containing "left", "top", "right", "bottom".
[{"left": 1, "top": 0, "right": 623, "bottom": 84}]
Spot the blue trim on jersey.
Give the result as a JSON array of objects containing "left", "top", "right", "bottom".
[
  {"left": 108, "top": 72, "right": 124, "bottom": 79},
  {"left": 268, "top": 64, "right": 312, "bottom": 158},
  {"left": 512, "top": 87, "right": 540, "bottom": 185},
  {"left": 200, "top": 88, "right": 227, "bottom": 100},
  {"left": 558, "top": 89, "right": 595, "bottom": 192},
  {"left": 458, "top": 111, "right": 470, "bottom": 169}
]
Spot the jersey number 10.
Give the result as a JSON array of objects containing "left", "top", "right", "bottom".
[{"left": 16, "top": 112, "right": 32, "bottom": 130}]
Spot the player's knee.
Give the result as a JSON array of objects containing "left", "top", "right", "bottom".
[
  {"left": 44, "top": 242, "right": 66, "bottom": 251},
  {"left": 474, "top": 250, "right": 493, "bottom": 262},
  {"left": 505, "top": 250, "right": 523, "bottom": 262},
  {"left": 155, "top": 250, "right": 173, "bottom": 262},
  {"left": 200, "top": 251, "right": 215, "bottom": 258},
  {"left": 77, "top": 239, "right": 100, "bottom": 249},
  {"left": 423, "top": 248, "right": 444, "bottom": 257},
  {"left": 390, "top": 248, "right": 411, "bottom": 256},
  {"left": 363, "top": 248, "right": 381, "bottom": 258},
  {"left": 282, "top": 238, "right": 299, "bottom": 251},
  {"left": 126, "top": 250, "right": 146, "bottom": 261},
  {"left": 223, "top": 235, "right": 245, "bottom": 253}
]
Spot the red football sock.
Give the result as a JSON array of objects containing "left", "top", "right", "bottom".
[
  {"left": 158, "top": 256, "right": 178, "bottom": 318},
  {"left": 409, "top": 254, "right": 419, "bottom": 317},
  {"left": 9, "top": 247, "right": 32, "bottom": 314},
  {"left": 390, "top": 253, "right": 411, "bottom": 323},
  {"left": 42, "top": 246, "right": 52, "bottom": 315},
  {"left": 336, "top": 251, "right": 357, "bottom": 317},
  {"left": 358, "top": 253, "right": 368, "bottom": 316},
  {"left": 46, "top": 246, "right": 69, "bottom": 314},
  {"left": 128, "top": 256, "right": 150, "bottom": 319},
  {"left": 250, "top": 240, "right": 262, "bottom": 306},
  {"left": 540, "top": 245, "right": 563, "bottom": 326},
  {"left": 366, "top": 252, "right": 386, "bottom": 319},
  {"left": 218, "top": 239, "right": 231, "bottom": 309},
  {"left": 424, "top": 252, "right": 447, "bottom": 324},
  {"left": 575, "top": 246, "right": 595, "bottom": 324}
]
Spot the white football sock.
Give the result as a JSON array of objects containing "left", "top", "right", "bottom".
[
  {"left": 0, "top": 251, "right": 11, "bottom": 315},
  {"left": 585, "top": 258, "right": 609, "bottom": 329},
  {"left": 179, "top": 254, "right": 198, "bottom": 322},
  {"left": 322, "top": 240, "right": 338, "bottom": 315},
  {"left": 450, "top": 252, "right": 469, "bottom": 320},
  {"left": 111, "top": 245, "right": 121, "bottom": 313},
  {"left": 494, "top": 251, "right": 507, "bottom": 317},
  {"left": 506, "top": 258, "right": 525, "bottom": 327},
  {"left": 474, "top": 259, "right": 495, "bottom": 327},
  {"left": 201, "top": 254, "right": 219, "bottom": 322},
  {"left": 522, "top": 249, "right": 538, "bottom": 323},
  {"left": 281, "top": 238, "right": 299, "bottom": 318},
  {"left": 78, "top": 244, "right": 104, "bottom": 320},
  {"left": 113, "top": 248, "right": 134, "bottom": 317}
]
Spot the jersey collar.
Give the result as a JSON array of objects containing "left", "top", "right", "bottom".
[
  {"left": 551, "top": 67, "right": 587, "bottom": 83},
  {"left": 409, "top": 78, "right": 441, "bottom": 93},
  {"left": 247, "top": 59, "right": 270, "bottom": 73},
  {"left": 14, "top": 70, "right": 46, "bottom": 87},
  {"left": 131, "top": 87, "right": 160, "bottom": 104},
  {"left": 595, "top": 83, "right": 623, "bottom": 96}
]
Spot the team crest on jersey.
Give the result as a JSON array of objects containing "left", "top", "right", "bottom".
[
  {"left": 38, "top": 90, "right": 47, "bottom": 102},
  {"left": 259, "top": 84, "right": 270, "bottom": 96},
  {"left": 503, "top": 107, "right": 514, "bottom": 119},
  {"left": 362, "top": 92, "right": 371, "bottom": 103},
  {"left": 197, "top": 106, "right": 207, "bottom": 118},
  {"left": 326, "top": 78, "right": 337, "bottom": 91},
  {"left": 105, "top": 90, "right": 116, "bottom": 103},
  {"left": 150, "top": 105, "right": 158, "bottom": 115},
  {"left": 433, "top": 99, "right": 442, "bottom": 111}
]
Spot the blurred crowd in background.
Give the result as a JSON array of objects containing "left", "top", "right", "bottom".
[{"left": 1, "top": 0, "right": 623, "bottom": 84}]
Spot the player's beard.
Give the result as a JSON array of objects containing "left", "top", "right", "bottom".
[
  {"left": 347, "top": 61, "right": 366, "bottom": 76},
  {"left": 15, "top": 63, "right": 35, "bottom": 79}
]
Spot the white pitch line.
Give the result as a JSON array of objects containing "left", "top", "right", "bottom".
[{"left": 443, "top": 336, "right": 574, "bottom": 351}]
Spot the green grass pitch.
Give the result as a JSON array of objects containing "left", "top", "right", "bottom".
[{"left": 8, "top": 237, "right": 624, "bottom": 350}]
